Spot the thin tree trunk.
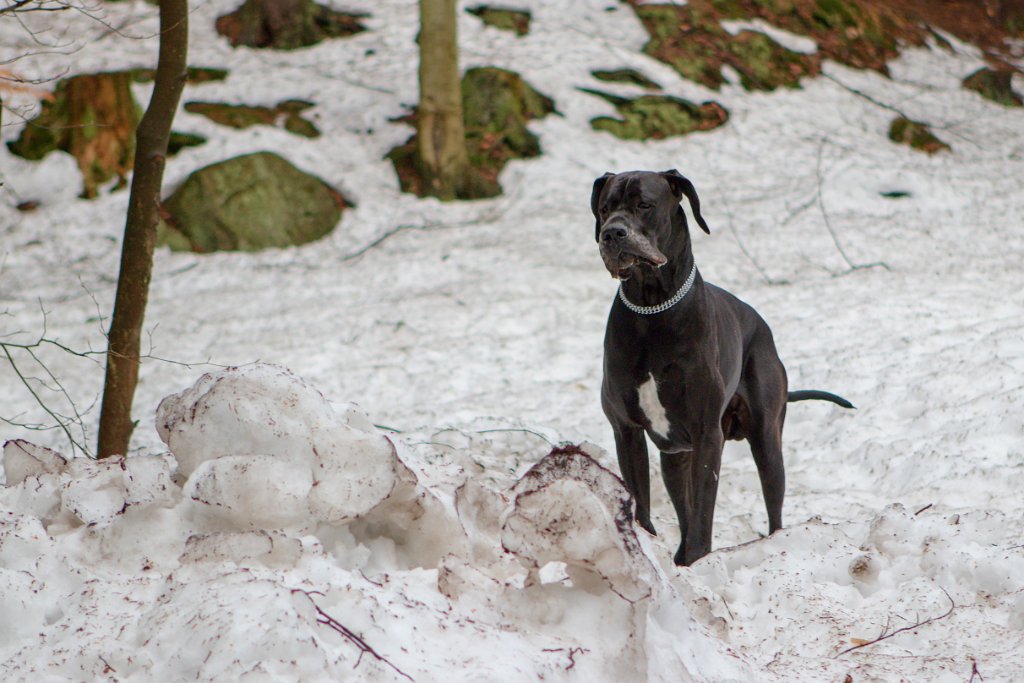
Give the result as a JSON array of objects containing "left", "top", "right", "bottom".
[
  {"left": 97, "top": 0, "right": 188, "bottom": 458},
  {"left": 418, "top": 0, "right": 471, "bottom": 200}
]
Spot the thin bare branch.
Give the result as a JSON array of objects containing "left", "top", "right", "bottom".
[
  {"left": 815, "top": 137, "right": 890, "bottom": 275},
  {"left": 835, "top": 587, "right": 956, "bottom": 657},
  {"left": 292, "top": 589, "right": 414, "bottom": 681}
]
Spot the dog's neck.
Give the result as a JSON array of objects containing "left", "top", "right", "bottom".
[{"left": 620, "top": 219, "right": 698, "bottom": 311}]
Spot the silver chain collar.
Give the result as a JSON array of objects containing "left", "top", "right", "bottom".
[{"left": 617, "top": 263, "right": 697, "bottom": 315}]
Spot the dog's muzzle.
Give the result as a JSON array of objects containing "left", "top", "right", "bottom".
[{"left": 599, "top": 222, "right": 667, "bottom": 280}]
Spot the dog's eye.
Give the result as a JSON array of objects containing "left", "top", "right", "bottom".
[{"left": 637, "top": 202, "right": 651, "bottom": 210}]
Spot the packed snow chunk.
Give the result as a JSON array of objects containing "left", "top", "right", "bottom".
[
  {"left": 60, "top": 455, "right": 177, "bottom": 527},
  {"left": 344, "top": 452, "right": 466, "bottom": 571},
  {"left": 2, "top": 439, "right": 67, "bottom": 486},
  {"left": 185, "top": 454, "right": 314, "bottom": 530},
  {"left": 501, "top": 445, "right": 656, "bottom": 602},
  {"left": 156, "top": 363, "right": 338, "bottom": 478},
  {"left": 129, "top": 572, "right": 336, "bottom": 681},
  {"left": 307, "top": 427, "right": 400, "bottom": 524},
  {"left": 162, "top": 364, "right": 408, "bottom": 533},
  {"left": 180, "top": 531, "right": 305, "bottom": 568}
]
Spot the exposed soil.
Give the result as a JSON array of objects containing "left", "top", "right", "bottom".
[
  {"left": 581, "top": 88, "right": 729, "bottom": 140},
  {"left": 216, "top": 0, "right": 366, "bottom": 50},
  {"left": 466, "top": 5, "right": 531, "bottom": 36},
  {"left": 888, "top": 116, "right": 951, "bottom": 154},
  {"left": 184, "top": 99, "right": 320, "bottom": 138},
  {"left": 591, "top": 68, "right": 662, "bottom": 90},
  {"left": 630, "top": 0, "right": 1024, "bottom": 93}
]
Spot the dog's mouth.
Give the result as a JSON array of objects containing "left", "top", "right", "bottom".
[{"left": 600, "top": 240, "right": 667, "bottom": 280}]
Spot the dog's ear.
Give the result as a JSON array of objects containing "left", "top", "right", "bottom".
[
  {"left": 661, "top": 169, "right": 710, "bottom": 234},
  {"left": 591, "top": 172, "right": 615, "bottom": 241}
]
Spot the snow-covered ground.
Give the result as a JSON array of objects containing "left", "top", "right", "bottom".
[{"left": 2, "top": 1, "right": 1023, "bottom": 680}]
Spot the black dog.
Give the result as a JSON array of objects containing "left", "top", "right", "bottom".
[{"left": 593, "top": 169, "right": 852, "bottom": 566}]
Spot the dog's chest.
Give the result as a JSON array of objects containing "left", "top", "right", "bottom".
[{"left": 635, "top": 372, "right": 692, "bottom": 452}]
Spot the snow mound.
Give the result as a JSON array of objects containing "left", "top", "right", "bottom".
[
  {"left": 2, "top": 365, "right": 759, "bottom": 681},
  {"left": 157, "top": 363, "right": 405, "bottom": 531}
]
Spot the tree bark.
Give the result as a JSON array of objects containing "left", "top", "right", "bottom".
[
  {"left": 7, "top": 72, "right": 139, "bottom": 198},
  {"left": 417, "top": 0, "right": 471, "bottom": 200},
  {"left": 97, "top": 0, "right": 188, "bottom": 458}
]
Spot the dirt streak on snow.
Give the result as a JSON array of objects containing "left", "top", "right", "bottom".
[{"left": 2, "top": 1, "right": 1023, "bottom": 681}]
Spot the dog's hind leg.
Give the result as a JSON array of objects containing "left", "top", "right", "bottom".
[
  {"left": 744, "top": 341, "right": 788, "bottom": 535},
  {"left": 613, "top": 426, "right": 655, "bottom": 535},
  {"left": 749, "top": 416, "right": 785, "bottom": 534}
]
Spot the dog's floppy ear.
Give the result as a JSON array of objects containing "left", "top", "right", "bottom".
[
  {"left": 661, "top": 169, "right": 710, "bottom": 234},
  {"left": 591, "top": 172, "right": 615, "bottom": 242}
]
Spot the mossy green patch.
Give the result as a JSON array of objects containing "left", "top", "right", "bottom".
[
  {"left": 131, "top": 66, "right": 229, "bottom": 84},
  {"left": 158, "top": 151, "right": 349, "bottom": 252},
  {"left": 632, "top": 2, "right": 820, "bottom": 91},
  {"left": 388, "top": 67, "right": 556, "bottom": 200},
  {"left": 888, "top": 116, "right": 950, "bottom": 155},
  {"left": 167, "top": 131, "right": 208, "bottom": 155},
  {"left": 582, "top": 88, "right": 728, "bottom": 140},
  {"left": 466, "top": 5, "right": 531, "bottom": 36},
  {"left": 630, "top": 0, "right": 929, "bottom": 91},
  {"left": 962, "top": 68, "right": 1023, "bottom": 107},
  {"left": 184, "top": 99, "right": 320, "bottom": 138},
  {"left": 592, "top": 69, "right": 662, "bottom": 90}
]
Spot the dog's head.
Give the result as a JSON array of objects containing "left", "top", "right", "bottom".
[{"left": 591, "top": 170, "right": 710, "bottom": 280}]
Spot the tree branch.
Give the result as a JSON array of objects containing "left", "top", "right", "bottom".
[
  {"left": 835, "top": 587, "right": 956, "bottom": 656},
  {"left": 292, "top": 590, "right": 413, "bottom": 681}
]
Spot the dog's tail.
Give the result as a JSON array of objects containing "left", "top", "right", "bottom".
[{"left": 787, "top": 390, "right": 855, "bottom": 409}]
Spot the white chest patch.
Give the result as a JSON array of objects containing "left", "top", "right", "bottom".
[{"left": 637, "top": 374, "right": 670, "bottom": 439}]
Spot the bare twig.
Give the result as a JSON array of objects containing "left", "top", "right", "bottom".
[
  {"left": 914, "top": 503, "right": 933, "bottom": 516},
  {"left": 475, "top": 427, "right": 554, "bottom": 446},
  {"left": 969, "top": 658, "right": 984, "bottom": 682},
  {"left": 815, "top": 137, "right": 890, "bottom": 275},
  {"left": 542, "top": 646, "right": 588, "bottom": 671},
  {"left": 822, "top": 72, "right": 909, "bottom": 118},
  {"left": 339, "top": 223, "right": 436, "bottom": 262},
  {"left": 2, "top": 300, "right": 224, "bottom": 457},
  {"left": 835, "top": 587, "right": 956, "bottom": 656},
  {"left": 292, "top": 589, "right": 413, "bottom": 681},
  {"left": 719, "top": 195, "right": 786, "bottom": 285}
]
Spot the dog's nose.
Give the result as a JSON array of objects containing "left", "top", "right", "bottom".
[{"left": 601, "top": 224, "right": 627, "bottom": 243}]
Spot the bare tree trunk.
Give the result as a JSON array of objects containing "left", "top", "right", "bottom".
[
  {"left": 97, "top": 0, "right": 188, "bottom": 458},
  {"left": 417, "top": 0, "right": 471, "bottom": 200}
]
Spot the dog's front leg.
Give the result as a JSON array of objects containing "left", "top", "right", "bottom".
[
  {"left": 681, "top": 428, "right": 724, "bottom": 565},
  {"left": 613, "top": 426, "right": 655, "bottom": 535}
]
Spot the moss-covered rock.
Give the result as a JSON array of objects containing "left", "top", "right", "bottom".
[
  {"left": 888, "top": 117, "right": 950, "bottom": 155},
  {"left": 592, "top": 68, "right": 662, "bottom": 90},
  {"left": 466, "top": 5, "right": 531, "bottom": 36},
  {"left": 583, "top": 89, "right": 728, "bottom": 139},
  {"left": 216, "top": 0, "right": 367, "bottom": 50},
  {"left": 158, "top": 152, "right": 349, "bottom": 252},
  {"left": 962, "top": 67, "right": 1023, "bottom": 107},
  {"left": 183, "top": 99, "right": 320, "bottom": 137},
  {"left": 388, "top": 66, "right": 556, "bottom": 200}
]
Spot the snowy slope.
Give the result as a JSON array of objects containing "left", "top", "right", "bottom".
[{"left": 2, "top": 1, "right": 1023, "bottom": 681}]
